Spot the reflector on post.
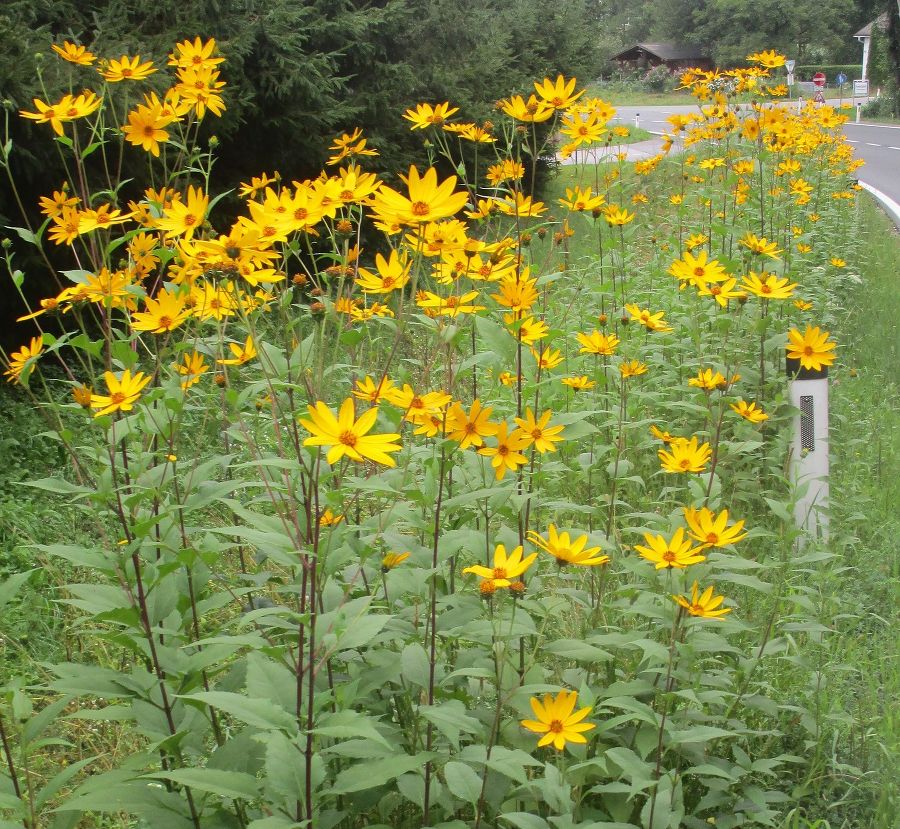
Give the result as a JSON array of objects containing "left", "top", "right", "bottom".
[{"left": 787, "top": 354, "right": 829, "bottom": 540}]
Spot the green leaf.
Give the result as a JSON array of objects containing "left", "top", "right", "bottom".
[
  {"left": 179, "top": 692, "right": 297, "bottom": 733},
  {"left": 328, "top": 753, "right": 432, "bottom": 794},
  {"left": 148, "top": 768, "right": 260, "bottom": 800},
  {"left": 0, "top": 569, "right": 35, "bottom": 611},
  {"left": 400, "top": 642, "right": 430, "bottom": 689},
  {"left": 443, "top": 761, "right": 483, "bottom": 804},
  {"left": 499, "top": 813, "right": 551, "bottom": 829},
  {"left": 420, "top": 700, "right": 482, "bottom": 750},
  {"left": 314, "top": 709, "right": 390, "bottom": 747}
]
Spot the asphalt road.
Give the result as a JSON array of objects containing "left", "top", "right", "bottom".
[{"left": 608, "top": 103, "right": 900, "bottom": 213}]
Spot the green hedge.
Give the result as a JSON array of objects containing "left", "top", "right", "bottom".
[{"left": 795, "top": 64, "right": 863, "bottom": 81}]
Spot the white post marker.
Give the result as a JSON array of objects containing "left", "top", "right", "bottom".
[
  {"left": 856, "top": 102, "right": 862, "bottom": 123},
  {"left": 787, "top": 353, "right": 829, "bottom": 541},
  {"left": 635, "top": 112, "right": 640, "bottom": 129}
]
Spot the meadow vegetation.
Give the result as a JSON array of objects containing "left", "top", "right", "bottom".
[{"left": 0, "top": 39, "right": 897, "bottom": 829}]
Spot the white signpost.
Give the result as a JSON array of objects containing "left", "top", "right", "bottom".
[{"left": 853, "top": 78, "right": 869, "bottom": 96}]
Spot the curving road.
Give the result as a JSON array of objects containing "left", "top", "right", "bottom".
[{"left": 605, "top": 102, "right": 900, "bottom": 223}]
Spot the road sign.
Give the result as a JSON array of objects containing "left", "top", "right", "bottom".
[
  {"left": 813, "top": 72, "right": 826, "bottom": 88},
  {"left": 786, "top": 72, "right": 795, "bottom": 86},
  {"left": 785, "top": 59, "right": 796, "bottom": 72},
  {"left": 836, "top": 72, "right": 847, "bottom": 85},
  {"left": 853, "top": 79, "right": 869, "bottom": 96}
]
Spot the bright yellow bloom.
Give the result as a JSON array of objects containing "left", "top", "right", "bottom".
[
  {"left": 560, "top": 109, "right": 607, "bottom": 147},
  {"left": 77, "top": 204, "right": 131, "bottom": 235},
  {"left": 513, "top": 408, "right": 564, "bottom": 454},
  {"left": 402, "top": 102, "right": 459, "bottom": 130},
  {"left": 352, "top": 375, "right": 396, "bottom": 405},
  {"left": 739, "top": 233, "right": 782, "bottom": 259},
  {"left": 89, "top": 369, "right": 152, "bottom": 417},
  {"left": 604, "top": 205, "right": 635, "bottom": 226},
  {"left": 506, "top": 314, "right": 549, "bottom": 345},
  {"left": 20, "top": 92, "right": 100, "bottom": 136},
  {"left": 669, "top": 250, "right": 728, "bottom": 288},
  {"left": 491, "top": 272, "right": 539, "bottom": 313},
  {"left": 558, "top": 185, "right": 605, "bottom": 213},
  {"left": 635, "top": 527, "right": 706, "bottom": 569},
  {"left": 650, "top": 424, "right": 676, "bottom": 444},
  {"left": 741, "top": 271, "right": 797, "bottom": 300},
  {"left": 416, "top": 290, "right": 484, "bottom": 317},
  {"left": 478, "top": 422, "right": 530, "bottom": 480},
  {"left": 486, "top": 159, "right": 525, "bottom": 185},
  {"left": 174, "top": 351, "right": 209, "bottom": 390},
  {"left": 561, "top": 375, "right": 594, "bottom": 391},
  {"left": 131, "top": 289, "right": 191, "bottom": 333},
  {"left": 730, "top": 399, "right": 768, "bottom": 423},
  {"left": 532, "top": 346, "right": 564, "bottom": 369},
  {"left": 382, "top": 552, "right": 410, "bottom": 570},
  {"left": 355, "top": 250, "right": 411, "bottom": 294},
  {"left": 38, "top": 187, "right": 79, "bottom": 218},
  {"left": 796, "top": 243, "right": 812, "bottom": 254},
  {"left": 684, "top": 233, "right": 708, "bottom": 251},
  {"left": 534, "top": 75, "right": 584, "bottom": 109},
  {"left": 658, "top": 436, "right": 712, "bottom": 473},
  {"left": 493, "top": 193, "right": 546, "bottom": 218},
  {"left": 122, "top": 98, "right": 177, "bottom": 157},
  {"left": 527, "top": 525, "right": 608, "bottom": 567},
  {"left": 577, "top": 330, "right": 619, "bottom": 356},
  {"left": 300, "top": 398, "right": 402, "bottom": 466},
  {"left": 52, "top": 41, "right": 96, "bottom": 65},
  {"left": 217, "top": 336, "right": 257, "bottom": 366},
  {"left": 3, "top": 336, "right": 44, "bottom": 384},
  {"left": 619, "top": 359, "right": 648, "bottom": 379},
  {"left": 793, "top": 298, "right": 813, "bottom": 311},
  {"left": 327, "top": 127, "right": 379, "bottom": 165},
  {"left": 173, "top": 64, "right": 227, "bottom": 118},
  {"left": 370, "top": 166, "right": 468, "bottom": 226},
  {"left": 499, "top": 94, "right": 554, "bottom": 123},
  {"left": 688, "top": 367, "right": 727, "bottom": 391},
  {"left": 156, "top": 186, "right": 208, "bottom": 240},
  {"left": 168, "top": 37, "right": 224, "bottom": 70},
  {"left": 319, "top": 508, "right": 344, "bottom": 527},
  {"left": 673, "top": 581, "right": 732, "bottom": 619},
  {"left": 697, "top": 277, "right": 746, "bottom": 307},
  {"left": 72, "top": 384, "right": 92, "bottom": 407},
  {"left": 624, "top": 304, "right": 672, "bottom": 332},
  {"left": 463, "top": 543, "right": 537, "bottom": 586},
  {"left": 100, "top": 55, "right": 156, "bottom": 82},
  {"left": 746, "top": 50, "right": 786, "bottom": 69},
  {"left": 786, "top": 326, "right": 836, "bottom": 371},
  {"left": 446, "top": 400, "right": 498, "bottom": 450},
  {"left": 683, "top": 506, "right": 748, "bottom": 548},
  {"left": 830, "top": 257, "right": 846, "bottom": 268},
  {"left": 386, "top": 385, "right": 451, "bottom": 425},
  {"left": 521, "top": 689, "right": 595, "bottom": 751}
]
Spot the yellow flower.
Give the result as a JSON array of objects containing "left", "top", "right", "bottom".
[
  {"left": 355, "top": 250, "right": 411, "bottom": 294},
  {"left": 369, "top": 166, "right": 468, "bottom": 226},
  {"left": 673, "top": 581, "right": 732, "bottom": 619},
  {"left": 131, "top": 289, "right": 191, "bottom": 334},
  {"left": 740, "top": 271, "right": 797, "bottom": 300},
  {"left": 462, "top": 543, "right": 537, "bottom": 586},
  {"left": 446, "top": 399, "right": 498, "bottom": 450},
  {"left": 603, "top": 205, "right": 635, "bottom": 226},
  {"left": 513, "top": 408, "right": 564, "bottom": 454},
  {"left": 688, "top": 367, "right": 727, "bottom": 391},
  {"left": 89, "top": 369, "right": 152, "bottom": 417},
  {"left": 506, "top": 314, "right": 549, "bottom": 345},
  {"left": 739, "top": 233, "right": 782, "bottom": 259},
  {"left": 521, "top": 689, "right": 595, "bottom": 751},
  {"left": 155, "top": 186, "right": 209, "bottom": 240},
  {"left": 477, "top": 422, "right": 530, "bottom": 480},
  {"left": 382, "top": 552, "right": 411, "bottom": 570},
  {"left": 319, "top": 508, "right": 344, "bottom": 527},
  {"left": 796, "top": 243, "right": 812, "bottom": 254},
  {"left": 493, "top": 193, "right": 546, "bottom": 218},
  {"left": 684, "top": 233, "right": 708, "bottom": 251},
  {"left": 683, "top": 506, "right": 747, "bottom": 548},
  {"left": 576, "top": 330, "right": 619, "bottom": 356},
  {"left": 830, "top": 257, "right": 846, "bottom": 268},
  {"left": 558, "top": 185, "right": 605, "bottom": 213},
  {"left": 3, "top": 336, "right": 44, "bottom": 384},
  {"left": 38, "top": 187, "right": 79, "bottom": 218},
  {"left": 486, "top": 159, "right": 525, "bottom": 185},
  {"left": 174, "top": 351, "right": 209, "bottom": 390},
  {"left": 619, "top": 359, "right": 648, "bottom": 379},
  {"left": 168, "top": 37, "right": 224, "bottom": 70},
  {"left": 697, "top": 277, "right": 746, "bottom": 307},
  {"left": 499, "top": 94, "right": 554, "bottom": 123},
  {"left": 72, "top": 384, "right": 92, "bottom": 407},
  {"left": 218, "top": 336, "right": 257, "bottom": 366},
  {"left": 635, "top": 527, "right": 706, "bottom": 569},
  {"left": 658, "top": 436, "right": 712, "bottom": 473},
  {"left": 746, "top": 50, "right": 786, "bottom": 69},
  {"left": 793, "top": 298, "right": 813, "bottom": 311},
  {"left": 786, "top": 326, "right": 836, "bottom": 371},
  {"left": 534, "top": 75, "right": 584, "bottom": 109},
  {"left": 561, "top": 375, "right": 594, "bottom": 391},
  {"left": 730, "top": 399, "right": 768, "bottom": 423},
  {"left": 624, "top": 303, "right": 672, "bottom": 332},
  {"left": 52, "top": 41, "right": 96, "bottom": 65},
  {"left": 386, "top": 384, "right": 451, "bottom": 425},
  {"left": 650, "top": 424, "right": 675, "bottom": 444},
  {"left": 352, "top": 375, "right": 397, "bottom": 405},
  {"left": 527, "top": 525, "right": 609, "bottom": 567},
  {"left": 669, "top": 250, "right": 728, "bottom": 288},
  {"left": 300, "top": 398, "right": 402, "bottom": 466},
  {"left": 532, "top": 345, "right": 564, "bottom": 370},
  {"left": 100, "top": 55, "right": 157, "bottom": 82},
  {"left": 402, "top": 102, "right": 459, "bottom": 130},
  {"left": 416, "top": 290, "right": 484, "bottom": 317},
  {"left": 122, "top": 98, "right": 177, "bottom": 157}
]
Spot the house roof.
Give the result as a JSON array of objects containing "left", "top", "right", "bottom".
[
  {"left": 855, "top": 11, "right": 889, "bottom": 39},
  {"left": 612, "top": 42, "right": 709, "bottom": 62}
]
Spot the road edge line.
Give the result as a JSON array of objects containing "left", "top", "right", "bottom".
[{"left": 858, "top": 180, "right": 900, "bottom": 229}]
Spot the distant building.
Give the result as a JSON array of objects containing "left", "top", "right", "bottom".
[
  {"left": 854, "top": 12, "right": 889, "bottom": 80},
  {"left": 611, "top": 43, "right": 713, "bottom": 72}
]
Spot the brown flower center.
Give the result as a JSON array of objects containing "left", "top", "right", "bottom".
[
  {"left": 411, "top": 201, "right": 430, "bottom": 217},
  {"left": 339, "top": 430, "right": 357, "bottom": 448},
  {"left": 549, "top": 719, "right": 564, "bottom": 733},
  {"left": 493, "top": 567, "right": 507, "bottom": 579}
]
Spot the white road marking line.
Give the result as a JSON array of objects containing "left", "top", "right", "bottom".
[
  {"left": 857, "top": 180, "right": 900, "bottom": 227},
  {"left": 888, "top": 146, "right": 900, "bottom": 151},
  {"left": 847, "top": 139, "right": 859, "bottom": 143},
  {"left": 865, "top": 142, "right": 882, "bottom": 146},
  {"left": 846, "top": 122, "right": 900, "bottom": 130}
]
